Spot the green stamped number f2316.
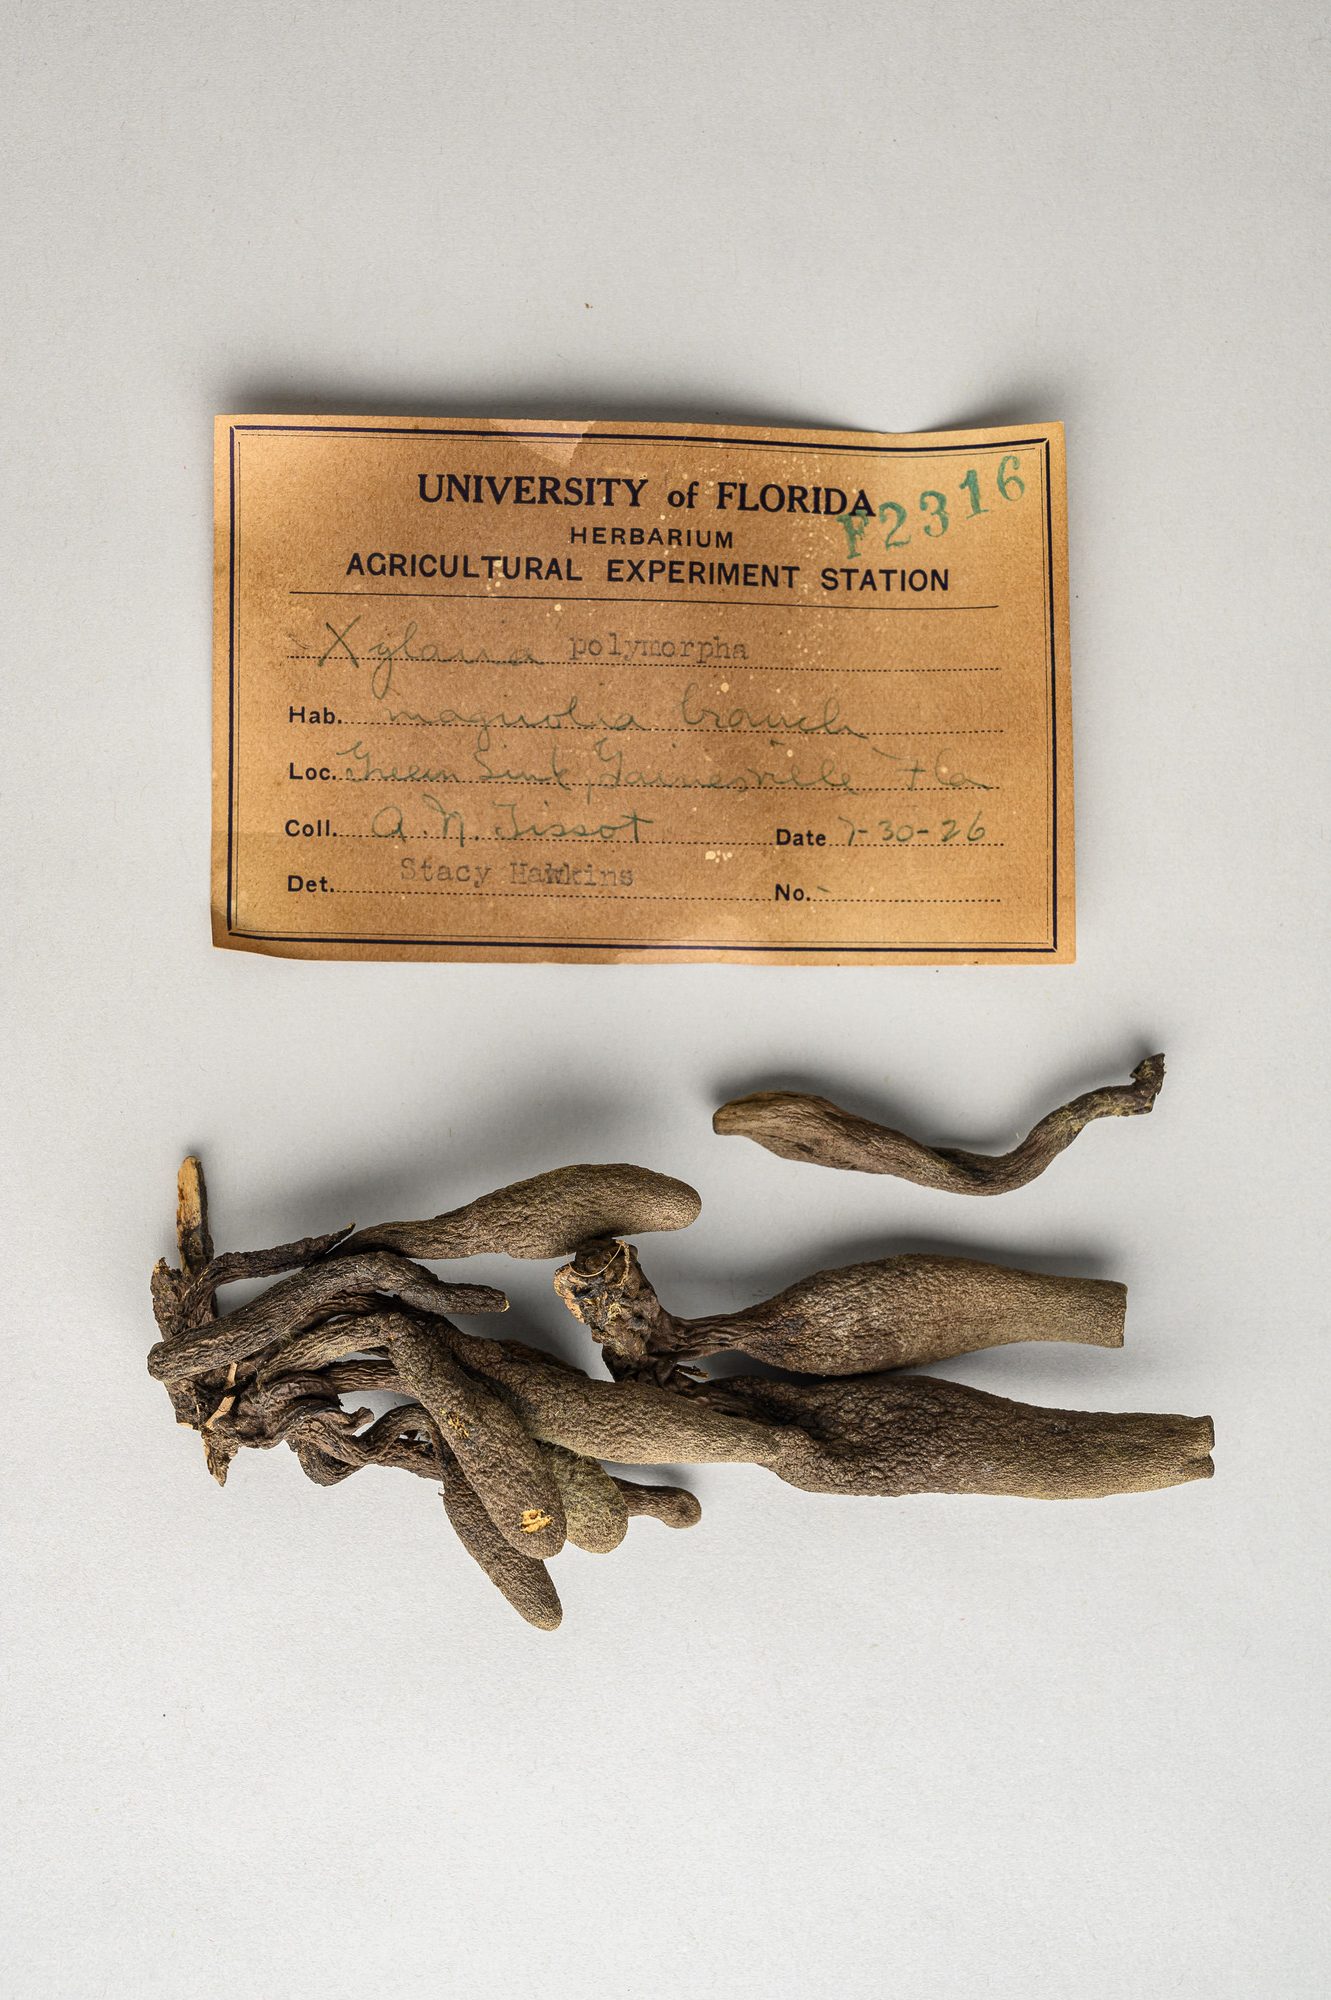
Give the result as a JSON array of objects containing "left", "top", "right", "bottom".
[{"left": 836, "top": 454, "right": 1025, "bottom": 559}]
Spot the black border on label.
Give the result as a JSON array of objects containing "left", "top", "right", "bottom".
[{"left": 225, "top": 423, "right": 1062, "bottom": 955}]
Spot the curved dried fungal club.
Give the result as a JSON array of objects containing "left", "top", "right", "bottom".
[
  {"left": 311, "top": 1354, "right": 400, "bottom": 1396},
  {"left": 713, "top": 1054, "right": 1166, "bottom": 1193},
  {"left": 146, "top": 1251, "right": 508, "bottom": 1384},
  {"left": 340, "top": 1162, "right": 701, "bottom": 1261},
  {"left": 555, "top": 1238, "right": 1125, "bottom": 1379},
  {"left": 383, "top": 1313, "right": 567, "bottom": 1560},
  {"left": 442, "top": 1455, "right": 563, "bottom": 1631}
]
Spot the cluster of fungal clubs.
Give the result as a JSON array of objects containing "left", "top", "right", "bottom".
[{"left": 147, "top": 1054, "right": 1213, "bottom": 1630}]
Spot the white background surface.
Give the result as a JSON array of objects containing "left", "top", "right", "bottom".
[{"left": 4, "top": 4, "right": 1328, "bottom": 1994}]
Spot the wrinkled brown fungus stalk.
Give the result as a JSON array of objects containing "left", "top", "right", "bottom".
[
  {"left": 148, "top": 1146, "right": 1212, "bottom": 1629},
  {"left": 441, "top": 1456, "right": 564, "bottom": 1631},
  {"left": 146, "top": 1252, "right": 508, "bottom": 1383},
  {"left": 341, "top": 1162, "right": 701, "bottom": 1260},
  {"left": 713, "top": 1054, "right": 1166, "bottom": 1192},
  {"left": 694, "top": 1373, "right": 1213, "bottom": 1501},
  {"left": 175, "top": 1226, "right": 354, "bottom": 1327},
  {"left": 555, "top": 1238, "right": 1125, "bottom": 1380},
  {"left": 384, "top": 1312, "right": 568, "bottom": 1559}
]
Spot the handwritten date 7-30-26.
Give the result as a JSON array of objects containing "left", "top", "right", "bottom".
[{"left": 836, "top": 812, "right": 987, "bottom": 846}]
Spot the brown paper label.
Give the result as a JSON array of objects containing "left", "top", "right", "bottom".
[{"left": 212, "top": 414, "right": 1073, "bottom": 963}]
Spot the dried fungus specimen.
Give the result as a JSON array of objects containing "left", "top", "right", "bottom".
[
  {"left": 342, "top": 1162, "right": 701, "bottom": 1260},
  {"left": 148, "top": 1158, "right": 706, "bottom": 1628},
  {"left": 147, "top": 1139, "right": 1212, "bottom": 1631},
  {"left": 555, "top": 1238, "right": 1125, "bottom": 1381},
  {"left": 543, "top": 1444, "right": 630, "bottom": 1553},
  {"left": 714, "top": 1054, "right": 1165, "bottom": 1193},
  {"left": 386, "top": 1312, "right": 567, "bottom": 1559},
  {"left": 696, "top": 1373, "right": 1213, "bottom": 1501},
  {"left": 147, "top": 1250, "right": 507, "bottom": 1384},
  {"left": 442, "top": 1456, "right": 564, "bottom": 1631}
]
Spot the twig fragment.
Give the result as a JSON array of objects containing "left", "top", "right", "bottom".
[{"left": 176, "top": 1156, "right": 214, "bottom": 1284}]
